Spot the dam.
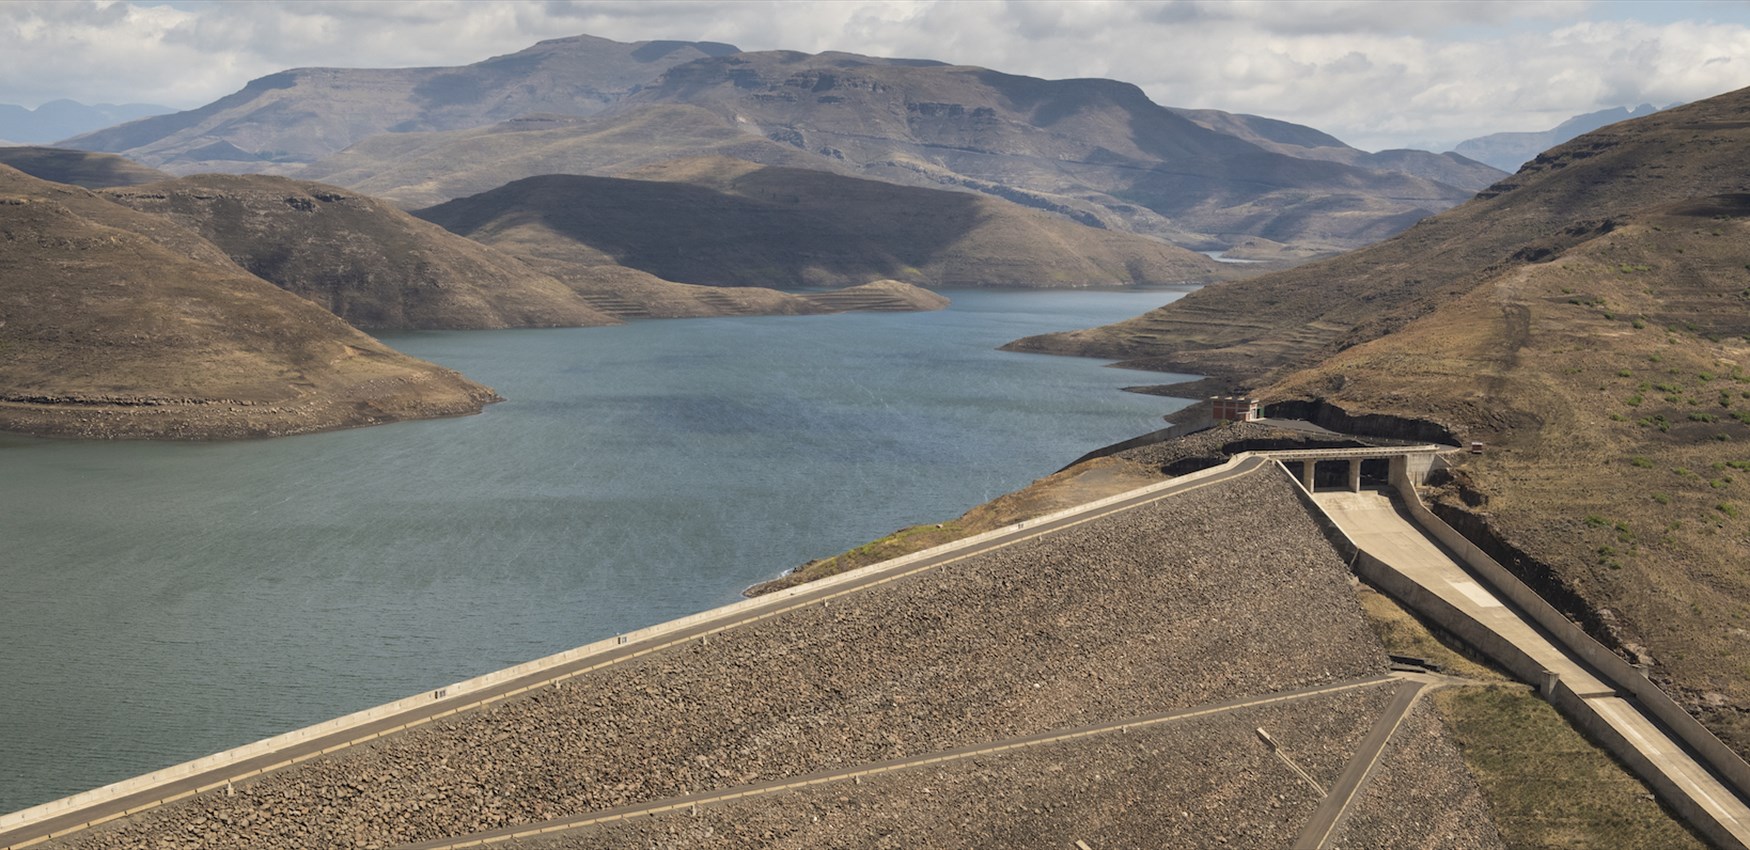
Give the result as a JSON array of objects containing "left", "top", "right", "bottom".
[{"left": 4, "top": 443, "right": 1742, "bottom": 849}]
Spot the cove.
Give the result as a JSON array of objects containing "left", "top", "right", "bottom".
[{"left": 0, "top": 288, "right": 1194, "bottom": 813}]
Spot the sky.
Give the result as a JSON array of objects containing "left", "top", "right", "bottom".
[{"left": 2, "top": 0, "right": 1749, "bottom": 151}]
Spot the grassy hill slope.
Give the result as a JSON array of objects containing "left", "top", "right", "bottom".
[
  {"left": 1008, "top": 87, "right": 1750, "bottom": 387},
  {"left": 1265, "top": 195, "right": 1750, "bottom": 752},
  {"left": 414, "top": 157, "right": 1222, "bottom": 289},
  {"left": 101, "top": 174, "right": 613, "bottom": 330},
  {"left": 0, "top": 165, "right": 497, "bottom": 439}
]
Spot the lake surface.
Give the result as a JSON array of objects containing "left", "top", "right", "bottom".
[{"left": 0, "top": 288, "right": 1194, "bottom": 814}]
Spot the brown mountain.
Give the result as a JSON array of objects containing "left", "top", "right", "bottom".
[
  {"left": 99, "top": 174, "right": 613, "bottom": 330},
  {"left": 1169, "top": 108, "right": 1508, "bottom": 191},
  {"left": 412, "top": 157, "right": 1222, "bottom": 289},
  {"left": 0, "top": 146, "right": 170, "bottom": 188},
  {"left": 1009, "top": 87, "right": 1750, "bottom": 386},
  {"left": 1013, "top": 85, "right": 1750, "bottom": 757},
  {"left": 58, "top": 35, "right": 739, "bottom": 174},
  {"left": 308, "top": 49, "right": 1476, "bottom": 255},
  {"left": 0, "top": 165, "right": 497, "bottom": 439}
]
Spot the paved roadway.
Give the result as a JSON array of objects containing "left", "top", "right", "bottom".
[
  {"left": 1314, "top": 488, "right": 1750, "bottom": 848},
  {"left": 0, "top": 457, "right": 1272, "bottom": 850},
  {"left": 395, "top": 675, "right": 1410, "bottom": 850}
]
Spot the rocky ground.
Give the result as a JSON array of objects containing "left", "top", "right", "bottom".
[
  {"left": 500, "top": 685, "right": 1400, "bottom": 850},
  {"left": 1327, "top": 699, "right": 1504, "bottom": 850},
  {"left": 50, "top": 469, "right": 1405, "bottom": 850}
]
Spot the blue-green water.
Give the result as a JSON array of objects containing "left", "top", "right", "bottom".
[{"left": 0, "top": 288, "right": 1193, "bottom": 813}]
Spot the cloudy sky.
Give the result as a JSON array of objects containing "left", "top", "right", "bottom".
[{"left": 3, "top": 0, "right": 1749, "bottom": 150}]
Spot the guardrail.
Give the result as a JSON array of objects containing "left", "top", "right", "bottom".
[{"left": 2, "top": 451, "right": 1267, "bottom": 840}]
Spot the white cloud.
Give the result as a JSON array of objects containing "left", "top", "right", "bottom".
[{"left": 0, "top": 0, "right": 1748, "bottom": 150}]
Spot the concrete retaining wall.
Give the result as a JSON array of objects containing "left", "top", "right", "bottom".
[
  {"left": 1549, "top": 680, "right": 1744, "bottom": 850},
  {"left": 1277, "top": 460, "right": 1750, "bottom": 848},
  {"left": 1385, "top": 472, "right": 1750, "bottom": 802}
]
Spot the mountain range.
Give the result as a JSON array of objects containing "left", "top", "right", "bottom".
[
  {"left": 0, "top": 99, "right": 172, "bottom": 144},
  {"left": 63, "top": 35, "right": 1497, "bottom": 257},
  {"left": 1453, "top": 104, "right": 1664, "bottom": 171}
]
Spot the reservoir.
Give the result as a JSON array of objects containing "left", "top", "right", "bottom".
[{"left": 0, "top": 288, "right": 1194, "bottom": 814}]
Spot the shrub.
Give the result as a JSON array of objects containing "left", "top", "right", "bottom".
[
  {"left": 1718, "top": 503, "right": 1740, "bottom": 518},
  {"left": 1653, "top": 493, "right": 1671, "bottom": 505},
  {"left": 1631, "top": 456, "right": 1654, "bottom": 468}
]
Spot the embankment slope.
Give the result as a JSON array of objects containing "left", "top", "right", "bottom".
[{"left": 0, "top": 165, "right": 497, "bottom": 439}]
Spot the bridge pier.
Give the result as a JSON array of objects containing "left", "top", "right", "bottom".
[
  {"left": 1348, "top": 459, "right": 1362, "bottom": 492},
  {"left": 1300, "top": 460, "right": 1316, "bottom": 492}
]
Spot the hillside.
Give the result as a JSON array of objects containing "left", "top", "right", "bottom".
[
  {"left": 0, "top": 165, "right": 497, "bottom": 439},
  {"left": 312, "top": 49, "right": 1475, "bottom": 255},
  {"left": 58, "top": 35, "right": 739, "bottom": 174},
  {"left": 1011, "top": 84, "right": 1750, "bottom": 759},
  {"left": 1008, "top": 87, "right": 1750, "bottom": 386},
  {"left": 1267, "top": 194, "right": 1750, "bottom": 756},
  {"left": 99, "top": 174, "right": 613, "bottom": 329},
  {"left": 0, "top": 146, "right": 170, "bottom": 188},
  {"left": 1170, "top": 107, "right": 1508, "bottom": 191},
  {"left": 413, "top": 157, "right": 1222, "bottom": 289}
]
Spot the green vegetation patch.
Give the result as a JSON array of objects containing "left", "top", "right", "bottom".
[{"left": 1435, "top": 685, "right": 1707, "bottom": 850}]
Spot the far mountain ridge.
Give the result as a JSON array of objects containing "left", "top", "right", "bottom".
[
  {"left": 60, "top": 32, "right": 1481, "bottom": 255},
  {"left": 58, "top": 34, "right": 742, "bottom": 174},
  {"left": 303, "top": 45, "right": 1478, "bottom": 255},
  {"left": 1169, "top": 107, "right": 1508, "bottom": 191},
  {"left": 0, "top": 99, "right": 172, "bottom": 144},
  {"left": 1453, "top": 103, "right": 1664, "bottom": 171}
]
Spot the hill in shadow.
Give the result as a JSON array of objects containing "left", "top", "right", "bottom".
[
  {"left": 0, "top": 146, "right": 169, "bottom": 188},
  {"left": 414, "top": 157, "right": 1221, "bottom": 289}
]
